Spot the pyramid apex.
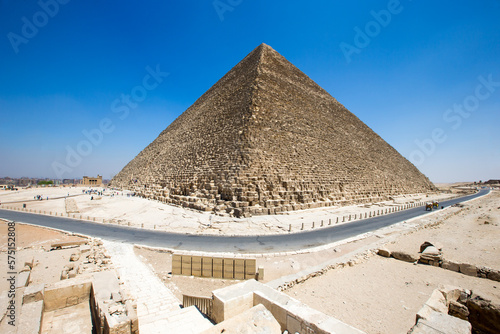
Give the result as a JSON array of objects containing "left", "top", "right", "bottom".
[{"left": 254, "top": 43, "right": 275, "bottom": 53}]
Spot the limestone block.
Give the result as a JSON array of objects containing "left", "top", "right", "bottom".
[
  {"left": 22, "top": 283, "right": 44, "bottom": 304},
  {"left": 201, "top": 304, "right": 281, "bottom": 334},
  {"left": 442, "top": 260, "right": 460, "bottom": 272},
  {"left": 449, "top": 300, "right": 469, "bottom": 320},
  {"left": 44, "top": 277, "right": 92, "bottom": 311},
  {"left": 17, "top": 300, "right": 44, "bottom": 334},
  {"left": 409, "top": 311, "right": 471, "bottom": 334},
  {"left": 416, "top": 304, "right": 435, "bottom": 322},
  {"left": 425, "top": 289, "right": 448, "bottom": 314},
  {"left": 459, "top": 263, "right": 478, "bottom": 277},
  {"left": 486, "top": 269, "right": 500, "bottom": 282},
  {"left": 258, "top": 267, "right": 265, "bottom": 281},
  {"left": 16, "top": 271, "right": 30, "bottom": 288},
  {"left": 391, "top": 251, "right": 417, "bottom": 263},
  {"left": 377, "top": 247, "right": 391, "bottom": 258},
  {"left": 438, "top": 285, "right": 462, "bottom": 306},
  {"left": 126, "top": 300, "right": 139, "bottom": 334}
]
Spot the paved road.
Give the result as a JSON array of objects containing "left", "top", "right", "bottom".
[{"left": 0, "top": 188, "right": 489, "bottom": 253}]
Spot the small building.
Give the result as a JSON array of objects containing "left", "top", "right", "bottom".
[{"left": 82, "top": 175, "right": 103, "bottom": 186}]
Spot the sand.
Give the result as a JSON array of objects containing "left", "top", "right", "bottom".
[{"left": 283, "top": 190, "right": 500, "bottom": 334}]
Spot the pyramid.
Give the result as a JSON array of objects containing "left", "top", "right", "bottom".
[{"left": 111, "top": 43, "right": 435, "bottom": 217}]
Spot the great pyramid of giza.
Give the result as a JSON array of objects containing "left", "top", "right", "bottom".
[{"left": 111, "top": 43, "right": 435, "bottom": 217}]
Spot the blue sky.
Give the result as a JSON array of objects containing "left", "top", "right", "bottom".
[{"left": 0, "top": 0, "right": 499, "bottom": 183}]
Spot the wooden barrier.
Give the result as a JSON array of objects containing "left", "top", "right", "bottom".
[
  {"left": 173, "top": 254, "right": 256, "bottom": 280},
  {"left": 183, "top": 294, "right": 213, "bottom": 319}
]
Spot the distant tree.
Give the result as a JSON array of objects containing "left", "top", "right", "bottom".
[{"left": 37, "top": 180, "right": 54, "bottom": 185}]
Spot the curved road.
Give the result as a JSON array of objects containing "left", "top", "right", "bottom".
[{"left": 0, "top": 188, "right": 489, "bottom": 254}]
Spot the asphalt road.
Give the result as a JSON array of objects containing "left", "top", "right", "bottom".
[{"left": 0, "top": 188, "right": 489, "bottom": 254}]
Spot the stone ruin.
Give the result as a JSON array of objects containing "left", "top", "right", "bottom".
[{"left": 111, "top": 43, "right": 436, "bottom": 217}]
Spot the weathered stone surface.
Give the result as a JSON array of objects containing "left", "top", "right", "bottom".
[
  {"left": 486, "top": 269, "right": 500, "bottom": 282},
  {"left": 449, "top": 300, "right": 469, "bottom": 320},
  {"left": 391, "top": 251, "right": 417, "bottom": 263},
  {"left": 425, "top": 289, "right": 448, "bottom": 314},
  {"left": 22, "top": 283, "right": 44, "bottom": 304},
  {"left": 202, "top": 304, "right": 281, "bottom": 334},
  {"left": 467, "top": 294, "right": 500, "bottom": 334},
  {"left": 459, "top": 263, "right": 477, "bottom": 277},
  {"left": 420, "top": 246, "right": 442, "bottom": 264},
  {"left": 439, "top": 285, "right": 462, "bottom": 306},
  {"left": 377, "top": 247, "right": 391, "bottom": 258},
  {"left": 16, "top": 271, "right": 30, "bottom": 288},
  {"left": 110, "top": 43, "right": 435, "bottom": 217},
  {"left": 17, "top": 300, "right": 44, "bottom": 334},
  {"left": 409, "top": 311, "right": 471, "bottom": 334},
  {"left": 420, "top": 241, "right": 443, "bottom": 253},
  {"left": 442, "top": 260, "right": 460, "bottom": 272}
]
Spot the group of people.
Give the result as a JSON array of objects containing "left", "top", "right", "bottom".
[
  {"left": 82, "top": 189, "right": 105, "bottom": 196},
  {"left": 33, "top": 195, "right": 47, "bottom": 200}
]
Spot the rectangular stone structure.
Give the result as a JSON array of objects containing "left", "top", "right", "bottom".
[
  {"left": 223, "top": 259, "right": 234, "bottom": 279},
  {"left": 202, "top": 257, "right": 213, "bottom": 277},
  {"left": 213, "top": 258, "right": 223, "bottom": 278},
  {"left": 234, "top": 259, "right": 245, "bottom": 280},
  {"left": 245, "top": 259, "right": 256, "bottom": 280},
  {"left": 181, "top": 256, "right": 192, "bottom": 276},
  {"left": 192, "top": 256, "right": 202, "bottom": 277},
  {"left": 172, "top": 254, "right": 182, "bottom": 275}
]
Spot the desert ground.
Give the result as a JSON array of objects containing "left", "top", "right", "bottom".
[
  {"left": 282, "top": 189, "right": 500, "bottom": 334},
  {"left": 0, "top": 185, "right": 465, "bottom": 236},
  {"left": 0, "top": 185, "right": 497, "bottom": 333}
]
